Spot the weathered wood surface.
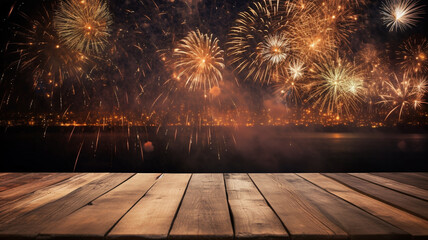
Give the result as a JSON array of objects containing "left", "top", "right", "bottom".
[
  {"left": 0, "top": 173, "right": 134, "bottom": 238},
  {"left": 40, "top": 173, "right": 159, "bottom": 239},
  {"left": 0, "top": 173, "right": 107, "bottom": 224},
  {"left": 108, "top": 174, "right": 191, "bottom": 240},
  {"left": 0, "top": 173, "right": 75, "bottom": 201},
  {"left": 0, "top": 172, "right": 427, "bottom": 240},
  {"left": 325, "top": 173, "right": 428, "bottom": 220},
  {"left": 169, "top": 174, "right": 234, "bottom": 239},
  {"left": 299, "top": 173, "right": 428, "bottom": 239},
  {"left": 372, "top": 172, "right": 428, "bottom": 191},
  {"left": 350, "top": 173, "right": 428, "bottom": 201},
  {"left": 225, "top": 173, "right": 288, "bottom": 240},
  {"left": 250, "top": 173, "right": 347, "bottom": 239}
]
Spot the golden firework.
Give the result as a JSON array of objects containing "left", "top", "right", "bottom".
[
  {"left": 378, "top": 73, "right": 427, "bottom": 121},
  {"left": 310, "top": 56, "right": 365, "bottom": 115},
  {"left": 173, "top": 30, "right": 224, "bottom": 92},
  {"left": 227, "top": 0, "right": 300, "bottom": 84},
  {"left": 14, "top": 7, "right": 88, "bottom": 98},
  {"left": 54, "top": 0, "right": 113, "bottom": 54},
  {"left": 294, "top": 0, "right": 358, "bottom": 60}
]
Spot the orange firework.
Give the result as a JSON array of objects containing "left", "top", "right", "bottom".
[{"left": 397, "top": 37, "right": 428, "bottom": 74}]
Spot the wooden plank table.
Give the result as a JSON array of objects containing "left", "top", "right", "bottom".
[{"left": 0, "top": 172, "right": 427, "bottom": 240}]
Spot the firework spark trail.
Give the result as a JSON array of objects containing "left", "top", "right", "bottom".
[
  {"left": 73, "top": 139, "right": 85, "bottom": 172},
  {"left": 55, "top": 0, "right": 113, "bottom": 54},
  {"left": 95, "top": 127, "right": 100, "bottom": 153},
  {"left": 68, "top": 125, "right": 76, "bottom": 142},
  {"left": 380, "top": 0, "right": 425, "bottom": 32}
]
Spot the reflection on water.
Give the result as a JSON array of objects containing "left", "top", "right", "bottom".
[{"left": 0, "top": 126, "right": 427, "bottom": 172}]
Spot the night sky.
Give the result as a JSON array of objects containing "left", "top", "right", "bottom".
[{"left": 0, "top": 0, "right": 427, "bottom": 125}]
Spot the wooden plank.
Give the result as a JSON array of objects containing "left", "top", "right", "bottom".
[
  {"left": 108, "top": 174, "right": 191, "bottom": 240},
  {"left": 0, "top": 173, "right": 107, "bottom": 225},
  {"left": 0, "top": 173, "right": 134, "bottom": 239},
  {"left": 371, "top": 173, "right": 428, "bottom": 191},
  {"left": 299, "top": 173, "right": 428, "bottom": 239},
  {"left": 325, "top": 173, "right": 428, "bottom": 221},
  {"left": 254, "top": 174, "right": 408, "bottom": 240},
  {"left": 0, "top": 173, "right": 76, "bottom": 201},
  {"left": 224, "top": 173, "right": 288, "bottom": 240},
  {"left": 40, "top": 173, "right": 160, "bottom": 240},
  {"left": 249, "top": 173, "right": 347, "bottom": 239},
  {"left": 169, "top": 174, "right": 233, "bottom": 240},
  {"left": 350, "top": 173, "right": 428, "bottom": 201},
  {"left": 0, "top": 173, "right": 27, "bottom": 184},
  {"left": 409, "top": 172, "right": 428, "bottom": 179},
  {"left": 0, "top": 173, "right": 51, "bottom": 192}
]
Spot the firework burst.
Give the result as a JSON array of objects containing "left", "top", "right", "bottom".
[
  {"left": 378, "top": 73, "right": 427, "bottom": 121},
  {"left": 289, "top": 59, "right": 306, "bottom": 80},
  {"left": 11, "top": 6, "right": 89, "bottom": 104},
  {"left": 310, "top": 57, "right": 365, "bottom": 115},
  {"left": 261, "top": 33, "right": 291, "bottom": 65},
  {"left": 397, "top": 37, "right": 428, "bottom": 74},
  {"left": 227, "top": 0, "right": 300, "bottom": 84},
  {"left": 172, "top": 30, "right": 224, "bottom": 92},
  {"left": 55, "top": 0, "right": 113, "bottom": 54},
  {"left": 292, "top": 0, "right": 358, "bottom": 61},
  {"left": 380, "top": 0, "right": 424, "bottom": 32}
]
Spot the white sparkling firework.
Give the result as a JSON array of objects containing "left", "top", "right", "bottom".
[
  {"left": 380, "top": 0, "right": 424, "bottom": 32},
  {"left": 261, "top": 33, "right": 290, "bottom": 65}
]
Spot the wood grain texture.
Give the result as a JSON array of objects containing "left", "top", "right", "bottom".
[
  {"left": 40, "top": 173, "right": 159, "bottom": 240},
  {"left": 0, "top": 173, "right": 27, "bottom": 185},
  {"left": 350, "top": 173, "right": 428, "bottom": 201},
  {"left": 371, "top": 173, "right": 428, "bottom": 191},
  {"left": 225, "top": 173, "right": 288, "bottom": 240},
  {"left": 169, "top": 174, "right": 233, "bottom": 240},
  {"left": 299, "top": 173, "right": 428, "bottom": 239},
  {"left": 0, "top": 172, "right": 426, "bottom": 240},
  {"left": 325, "top": 173, "right": 428, "bottom": 221},
  {"left": 108, "top": 174, "right": 191, "bottom": 240},
  {"left": 249, "top": 173, "right": 347, "bottom": 240},
  {"left": 0, "top": 173, "right": 107, "bottom": 225},
  {"left": 0, "top": 173, "right": 75, "bottom": 201},
  {"left": 407, "top": 172, "right": 428, "bottom": 179},
  {"left": 0, "top": 173, "right": 52, "bottom": 192},
  {"left": 0, "top": 173, "right": 134, "bottom": 239},
  {"left": 282, "top": 174, "right": 407, "bottom": 239}
]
